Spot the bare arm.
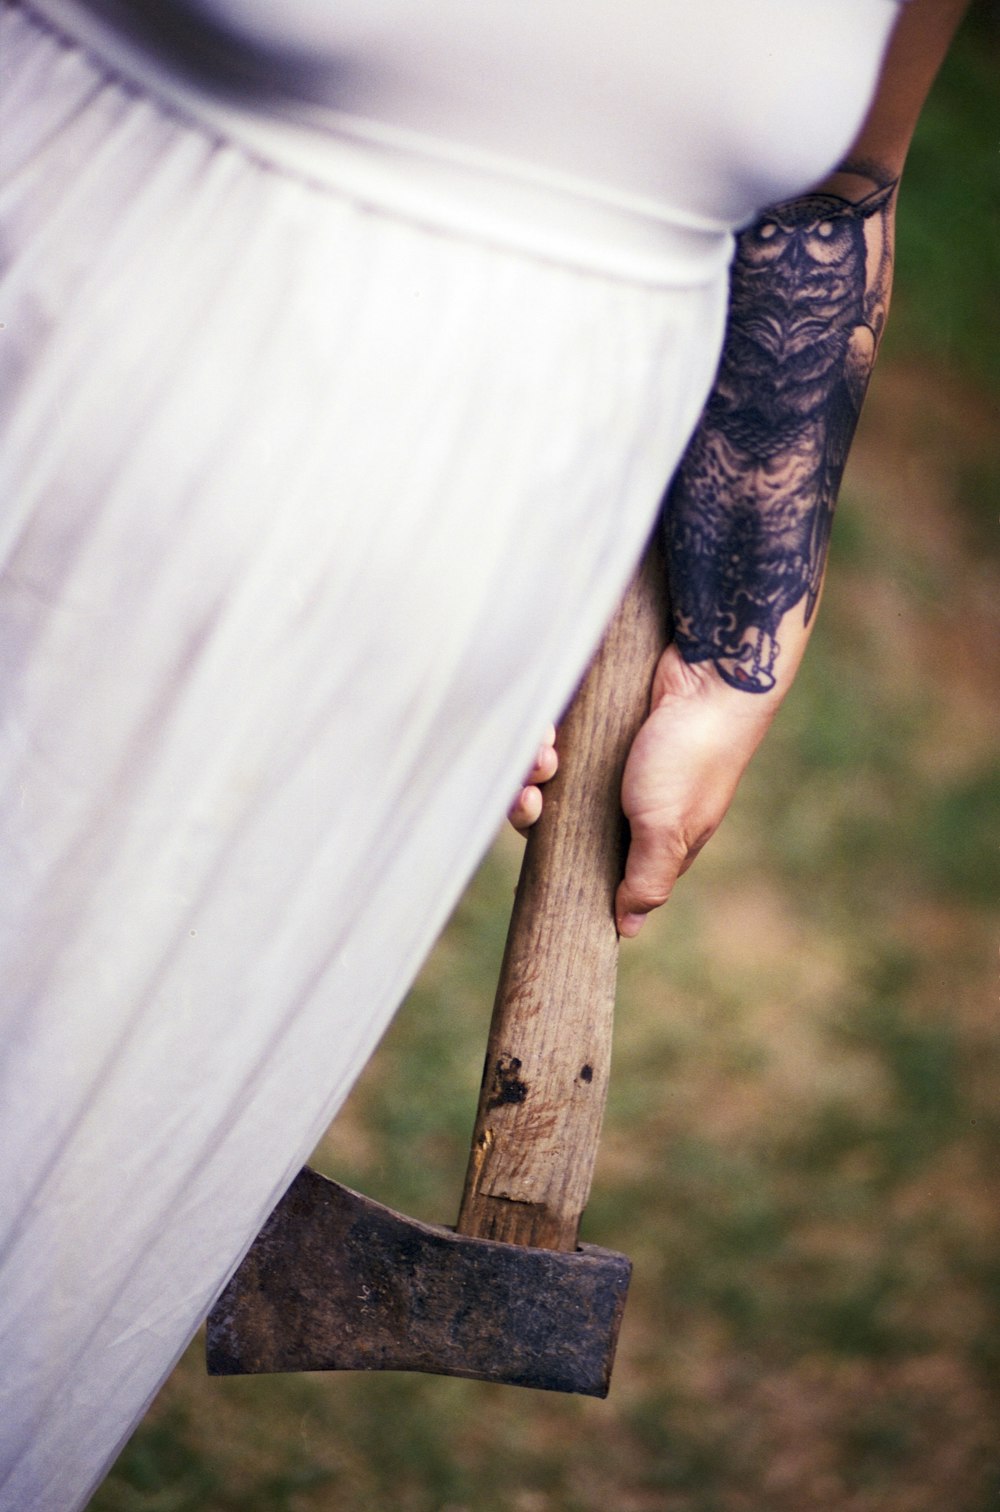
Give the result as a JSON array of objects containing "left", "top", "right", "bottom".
[{"left": 614, "top": 0, "right": 971, "bottom": 935}]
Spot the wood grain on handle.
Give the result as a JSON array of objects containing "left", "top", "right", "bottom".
[{"left": 456, "top": 544, "right": 670, "bottom": 1251}]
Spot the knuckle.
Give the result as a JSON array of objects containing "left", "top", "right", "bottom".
[{"left": 622, "top": 868, "right": 673, "bottom": 911}]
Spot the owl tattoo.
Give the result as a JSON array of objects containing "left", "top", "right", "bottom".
[{"left": 664, "top": 178, "right": 896, "bottom": 692}]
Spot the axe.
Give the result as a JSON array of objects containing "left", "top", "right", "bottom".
[{"left": 206, "top": 544, "right": 668, "bottom": 1397}]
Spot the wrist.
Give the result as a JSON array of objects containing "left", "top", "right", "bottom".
[{"left": 655, "top": 640, "right": 790, "bottom": 717}]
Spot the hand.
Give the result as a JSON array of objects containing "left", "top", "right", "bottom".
[
  {"left": 508, "top": 724, "right": 558, "bottom": 833},
  {"left": 614, "top": 643, "right": 779, "bottom": 937}
]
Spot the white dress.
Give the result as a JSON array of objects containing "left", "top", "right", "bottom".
[{"left": 0, "top": 2, "right": 899, "bottom": 1506}]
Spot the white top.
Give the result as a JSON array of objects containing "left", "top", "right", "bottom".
[{"left": 28, "top": 0, "right": 900, "bottom": 284}]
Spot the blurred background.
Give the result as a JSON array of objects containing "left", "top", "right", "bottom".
[{"left": 92, "top": 8, "right": 998, "bottom": 1509}]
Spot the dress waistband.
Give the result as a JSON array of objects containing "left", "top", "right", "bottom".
[{"left": 23, "top": 0, "right": 736, "bottom": 289}]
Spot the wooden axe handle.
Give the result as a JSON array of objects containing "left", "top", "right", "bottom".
[{"left": 457, "top": 543, "right": 669, "bottom": 1251}]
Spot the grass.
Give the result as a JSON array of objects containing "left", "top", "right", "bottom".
[
  {"left": 91, "top": 12, "right": 999, "bottom": 1512},
  {"left": 886, "top": 1, "right": 1000, "bottom": 394}
]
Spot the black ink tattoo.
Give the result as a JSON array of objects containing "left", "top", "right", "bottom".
[{"left": 663, "top": 174, "right": 897, "bottom": 692}]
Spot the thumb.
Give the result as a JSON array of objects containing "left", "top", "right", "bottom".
[{"left": 615, "top": 812, "right": 685, "bottom": 939}]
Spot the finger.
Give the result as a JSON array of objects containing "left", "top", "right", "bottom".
[
  {"left": 527, "top": 744, "right": 558, "bottom": 786},
  {"left": 525, "top": 727, "right": 558, "bottom": 786},
  {"left": 614, "top": 813, "right": 686, "bottom": 938},
  {"left": 508, "top": 784, "right": 543, "bottom": 833}
]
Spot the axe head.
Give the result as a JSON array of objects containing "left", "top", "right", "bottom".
[{"left": 206, "top": 1166, "right": 631, "bottom": 1397}]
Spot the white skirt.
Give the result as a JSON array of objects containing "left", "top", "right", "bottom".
[{"left": 0, "top": 4, "right": 728, "bottom": 1507}]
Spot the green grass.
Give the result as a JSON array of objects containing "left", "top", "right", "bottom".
[{"left": 887, "top": 4, "right": 1000, "bottom": 394}]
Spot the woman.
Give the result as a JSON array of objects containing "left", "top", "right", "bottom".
[{"left": 0, "top": 2, "right": 967, "bottom": 1506}]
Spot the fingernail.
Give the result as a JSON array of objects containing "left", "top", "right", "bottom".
[{"left": 618, "top": 913, "right": 645, "bottom": 938}]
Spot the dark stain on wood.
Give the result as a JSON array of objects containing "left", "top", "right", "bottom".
[{"left": 486, "top": 1053, "right": 528, "bottom": 1110}]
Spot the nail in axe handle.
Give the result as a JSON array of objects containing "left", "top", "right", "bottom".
[
  {"left": 457, "top": 541, "right": 669, "bottom": 1252},
  {"left": 206, "top": 543, "right": 669, "bottom": 1394}
]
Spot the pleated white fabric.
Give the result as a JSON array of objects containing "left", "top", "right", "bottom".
[{"left": 0, "top": 6, "right": 733, "bottom": 1507}]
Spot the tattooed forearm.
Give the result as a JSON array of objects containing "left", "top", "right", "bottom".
[{"left": 662, "top": 170, "right": 898, "bottom": 692}]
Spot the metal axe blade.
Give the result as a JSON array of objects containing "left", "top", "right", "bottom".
[{"left": 207, "top": 1169, "right": 630, "bottom": 1396}]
